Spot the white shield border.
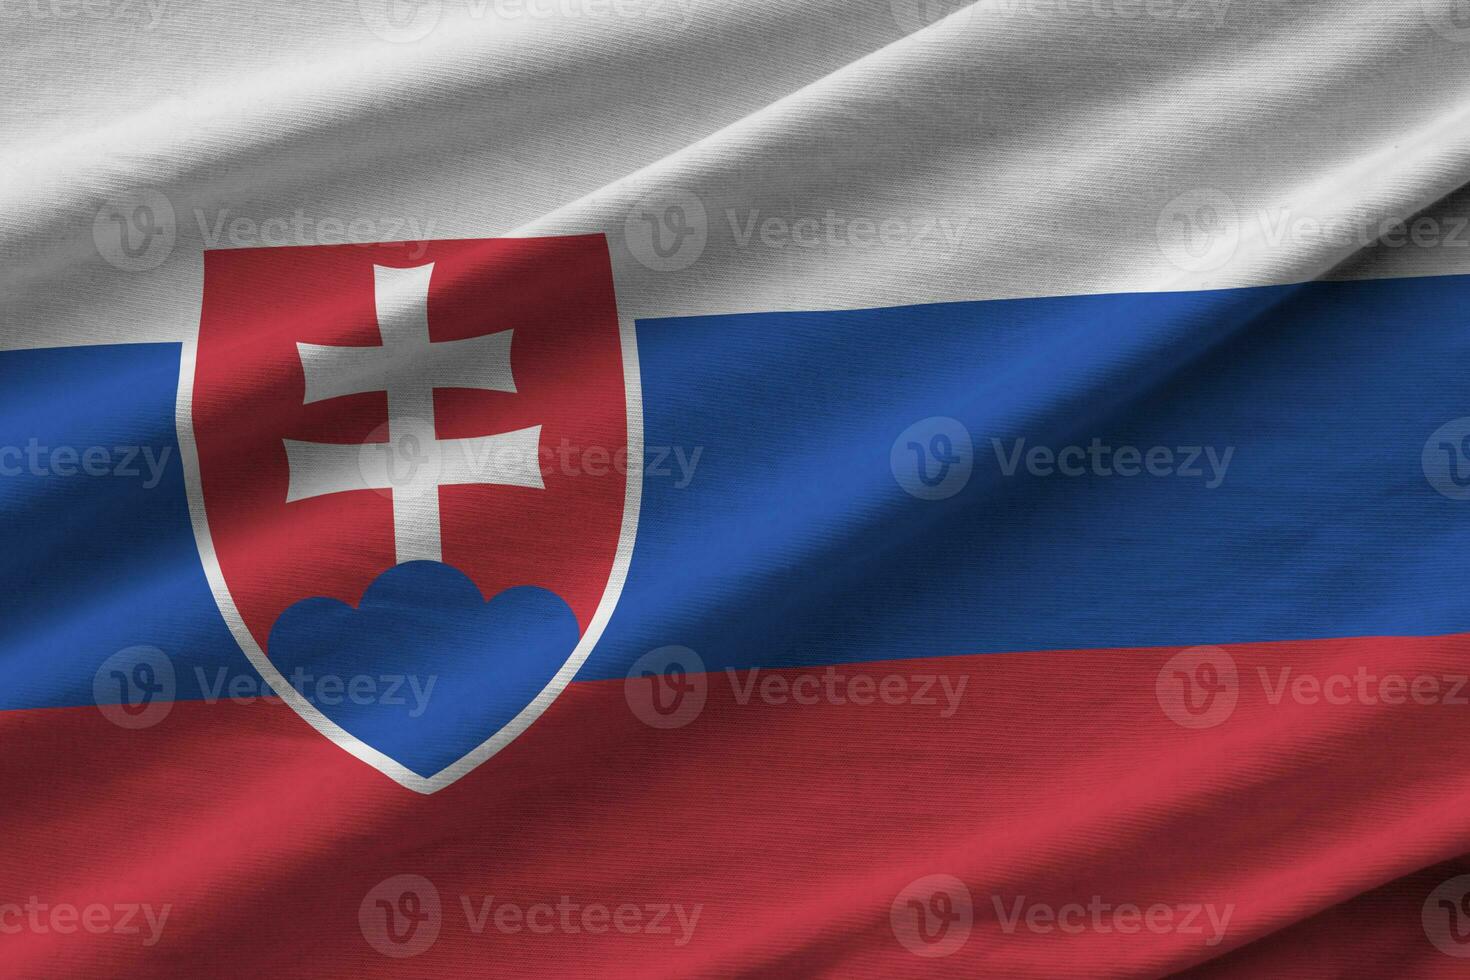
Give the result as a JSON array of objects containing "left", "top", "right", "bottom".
[{"left": 175, "top": 307, "right": 643, "bottom": 795}]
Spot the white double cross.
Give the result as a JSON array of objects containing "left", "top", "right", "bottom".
[{"left": 284, "top": 263, "right": 544, "bottom": 564}]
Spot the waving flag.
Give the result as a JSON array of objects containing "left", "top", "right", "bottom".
[{"left": 6, "top": 1, "right": 1470, "bottom": 977}]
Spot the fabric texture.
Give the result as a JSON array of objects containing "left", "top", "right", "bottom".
[{"left": 5, "top": 1, "right": 1470, "bottom": 976}]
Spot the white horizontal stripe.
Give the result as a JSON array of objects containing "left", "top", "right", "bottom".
[{"left": 3, "top": 2, "right": 1470, "bottom": 352}]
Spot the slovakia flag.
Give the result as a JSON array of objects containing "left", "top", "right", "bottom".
[{"left": 7, "top": 1, "right": 1470, "bottom": 977}]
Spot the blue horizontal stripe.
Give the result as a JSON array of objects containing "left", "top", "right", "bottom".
[
  {"left": 5, "top": 274, "right": 1470, "bottom": 711},
  {"left": 0, "top": 344, "right": 258, "bottom": 712},
  {"left": 583, "top": 273, "right": 1470, "bottom": 678}
]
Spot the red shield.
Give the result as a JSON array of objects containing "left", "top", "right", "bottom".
[{"left": 181, "top": 236, "right": 634, "bottom": 791}]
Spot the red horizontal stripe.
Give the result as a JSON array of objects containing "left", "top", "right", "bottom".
[{"left": 5, "top": 633, "right": 1470, "bottom": 977}]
